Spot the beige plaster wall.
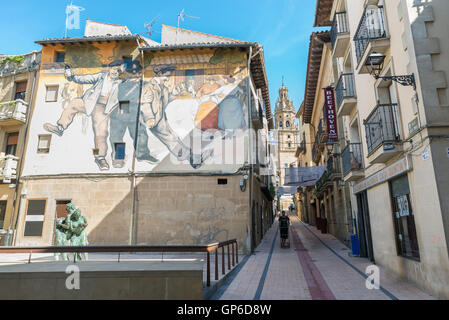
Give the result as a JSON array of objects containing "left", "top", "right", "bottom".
[{"left": 15, "top": 175, "right": 253, "bottom": 253}]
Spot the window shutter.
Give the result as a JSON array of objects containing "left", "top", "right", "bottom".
[
  {"left": 38, "top": 136, "right": 51, "bottom": 150},
  {"left": 24, "top": 200, "right": 46, "bottom": 237},
  {"left": 15, "top": 81, "right": 27, "bottom": 93},
  {"left": 46, "top": 86, "right": 59, "bottom": 102},
  {"left": 7, "top": 133, "right": 19, "bottom": 146}
]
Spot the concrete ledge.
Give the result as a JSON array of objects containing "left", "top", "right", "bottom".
[{"left": 0, "top": 261, "right": 203, "bottom": 300}]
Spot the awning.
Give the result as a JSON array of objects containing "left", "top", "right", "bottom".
[
  {"left": 277, "top": 186, "right": 298, "bottom": 196},
  {"left": 284, "top": 166, "right": 327, "bottom": 187}
]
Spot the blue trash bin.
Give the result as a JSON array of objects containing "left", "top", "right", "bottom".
[{"left": 350, "top": 234, "right": 360, "bottom": 256}]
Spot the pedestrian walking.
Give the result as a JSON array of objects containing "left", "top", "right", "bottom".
[{"left": 279, "top": 210, "right": 291, "bottom": 248}]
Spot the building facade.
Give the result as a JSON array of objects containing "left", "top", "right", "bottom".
[
  {"left": 298, "top": 0, "right": 449, "bottom": 298},
  {"left": 13, "top": 22, "right": 274, "bottom": 254},
  {"left": 0, "top": 52, "right": 41, "bottom": 245},
  {"left": 295, "top": 31, "right": 353, "bottom": 247}
]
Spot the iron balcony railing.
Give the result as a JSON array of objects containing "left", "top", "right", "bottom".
[
  {"left": 312, "top": 143, "right": 320, "bottom": 163},
  {"left": 335, "top": 73, "right": 356, "bottom": 110},
  {"left": 331, "top": 12, "right": 349, "bottom": 49},
  {"left": 364, "top": 103, "right": 400, "bottom": 154},
  {"left": 326, "top": 155, "right": 341, "bottom": 175},
  {"left": 342, "top": 143, "right": 363, "bottom": 176},
  {"left": 354, "top": 6, "right": 387, "bottom": 63}
]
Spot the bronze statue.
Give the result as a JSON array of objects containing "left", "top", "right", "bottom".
[{"left": 54, "top": 203, "right": 88, "bottom": 261}]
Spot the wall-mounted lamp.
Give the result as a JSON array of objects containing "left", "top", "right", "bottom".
[
  {"left": 325, "top": 142, "right": 339, "bottom": 156},
  {"left": 366, "top": 52, "right": 416, "bottom": 91},
  {"left": 240, "top": 174, "right": 248, "bottom": 192}
]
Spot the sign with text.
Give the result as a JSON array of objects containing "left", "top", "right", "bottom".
[{"left": 324, "top": 88, "right": 338, "bottom": 142}]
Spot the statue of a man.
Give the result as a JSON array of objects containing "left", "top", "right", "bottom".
[
  {"left": 54, "top": 202, "right": 76, "bottom": 261},
  {"left": 54, "top": 217, "right": 70, "bottom": 261},
  {"left": 68, "top": 208, "right": 88, "bottom": 261}
]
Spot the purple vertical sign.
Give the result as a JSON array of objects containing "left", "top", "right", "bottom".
[{"left": 324, "top": 87, "right": 338, "bottom": 142}]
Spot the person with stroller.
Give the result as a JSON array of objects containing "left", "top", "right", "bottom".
[{"left": 279, "top": 210, "right": 291, "bottom": 248}]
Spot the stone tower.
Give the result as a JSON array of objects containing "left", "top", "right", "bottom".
[{"left": 274, "top": 82, "right": 299, "bottom": 210}]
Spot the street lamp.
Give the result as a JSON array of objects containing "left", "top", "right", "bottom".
[
  {"left": 366, "top": 52, "right": 416, "bottom": 90},
  {"left": 325, "top": 142, "right": 339, "bottom": 156}
]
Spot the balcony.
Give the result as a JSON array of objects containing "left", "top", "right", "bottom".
[
  {"left": 364, "top": 103, "right": 402, "bottom": 163},
  {"left": 0, "top": 99, "right": 28, "bottom": 125},
  {"left": 318, "top": 119, "right": 328, "bottom": 144},
  {"left": 336, "top": 73, "right": 357, "bottom": 117},
  {"left": 296, "top": 141, "right": 306, "bottom": 156},
  {"left": 323, "top": 155, "right": 342, "bottom": 189},
  {"left": 354, "top": 6, "right": 390, "bottom": 74},
  {"left": 312, "top": 143, "right": 321, "bottom": 164},
  {"left": 251, "top": 97, "right": 265, "bottom": 130},
  {"left": 342, "top": 143, "right": 365, "bottom": 182},
  {"left": 0, "top": 154, "right": 19, "bottom": 183},
  {"left": 331, "top": 12, "right": 350, "bottom": 58}
]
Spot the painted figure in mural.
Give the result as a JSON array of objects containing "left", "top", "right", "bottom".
[
  {"left": 54, "top": 217, "right": 70, "bottom": 261},
  {"left": 141, "top": 65, "right": 213, "bottom": 169},
  {"left": 43, "top": 60, "right": 125, "bottom": 171},
  {"left": 194, "top": 71, "right": 247, "bottom": 137},
  {"left": 216, "top": 76, "right": 247, "bottom": 133},
  {"left": 194, "top": 76, "right": 221, "bottom": 131},
  {"left": 109, "top": 60, "right": 158, "bottom": 168},
  {"left": 68, "top": 208, "right": 89, "bottom": 261}
]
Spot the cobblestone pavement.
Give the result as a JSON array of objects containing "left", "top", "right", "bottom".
[{"left": 214, "top": 215, "right": 435, "bottom": 300}]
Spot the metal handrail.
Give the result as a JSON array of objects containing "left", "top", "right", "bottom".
[
  {"left": 364, "top": 103, "right": 400, "bottom": 154},
  {"left": 331, "top": 12, "right": 349, "bottom": 48},
  {"left": 0, "top": 239, "right": 240, "bottom": 287},
  {"left": 354, "top": 6, "right": 387, "bottom": 62},
  {"left": 335, "top": 73, "right": 355, "bottom": 110},
  {"left": 342, "top": 143, "right": 363, "bottom": 176}
]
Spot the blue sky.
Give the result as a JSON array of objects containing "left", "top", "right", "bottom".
[{"left": 0, "top": 0, "right": 326, "bottom": 116}]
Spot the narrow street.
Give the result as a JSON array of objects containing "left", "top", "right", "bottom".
[{"left": 212, "top": 215, "right": 434, "bottom": 300}]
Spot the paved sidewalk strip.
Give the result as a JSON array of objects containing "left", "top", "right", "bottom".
[
  {"left": 216, "top": 214, "right": 435, "bottom": 300},
  {"left": 291, "top": 225, "right": 335, "bottom": 300}
]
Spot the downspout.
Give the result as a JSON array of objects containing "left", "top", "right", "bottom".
[
  {"left": 247, "top": 46, "right": 254, "bottom": 253},
  {"left": 9, "top": 66, "right": 38, "bottom": 246},
  {"left": 128, "top": 38, "right": 145, "bottom": 245}
]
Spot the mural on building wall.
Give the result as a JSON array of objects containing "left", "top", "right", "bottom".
[{"left": 23, "top": 44, "right": 249, "bottom": 176}]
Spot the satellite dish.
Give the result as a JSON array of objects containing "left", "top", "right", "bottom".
[{"left": 144, "top": 14, "right": 161, "bottom": 39}]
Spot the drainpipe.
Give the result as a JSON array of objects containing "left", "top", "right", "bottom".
[
  {"left": 9, "top": 67, "right": 38, "bottom": 246},
  {"left": 247, "top": 46, "right": 254, "bottom": 253},
  {"left": 128, "top": 38, "right": 145, "bottom": 245}
]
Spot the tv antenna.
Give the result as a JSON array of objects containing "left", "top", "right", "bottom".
[
  {"left": 144, "top": 15, "right": 161, "bottom": 39},
  {"left": 176, "top": 9, "right": 200, "bottom": 43}
]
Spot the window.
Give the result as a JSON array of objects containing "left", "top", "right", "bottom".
[
  {"left": 123, "top": 56, "right": 133, "bottom": 70},
  {"left": 390, "top": 175, "right": 420, "bottom": 260},
  {"left": 92, "top": 148, "right": 99, "bottom": 156},
  {"left": 118, "top": 101, "right": 130, "bottom": 115},
  {"left": 5, "top": 132, "right": 18, "bottom": 156},
  {"left": 286, "top": 121, "right": 291, "bottom": 128},
  {"left": 288, "top": 143, "right": 291, "bottom": 148},
  {"left": 279, "top": 122, "right": 283, "bottom": 128},
  {"left": 0, "top": 201, "right": 6, "bottom": 229},
  {"left": 55, "top": 52, "right": 65, "bottom": 63},
  {"left": 218, "top": 179, "right": 228, "bottom": 185},
  {"left": 14, "top": 81, "right": 27, "bottom": 101},
  {"left": 114, "top": 143, "right": 126, "bottom": 160},
  {"left": 24, "top": 199, "right": 46, "bottom": 237},
  {"left": 38, "top": 135, "right": 51, "bottom": 154},
  {"left": 46, "top": 85, "right": 59, "bottom": 102}
]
